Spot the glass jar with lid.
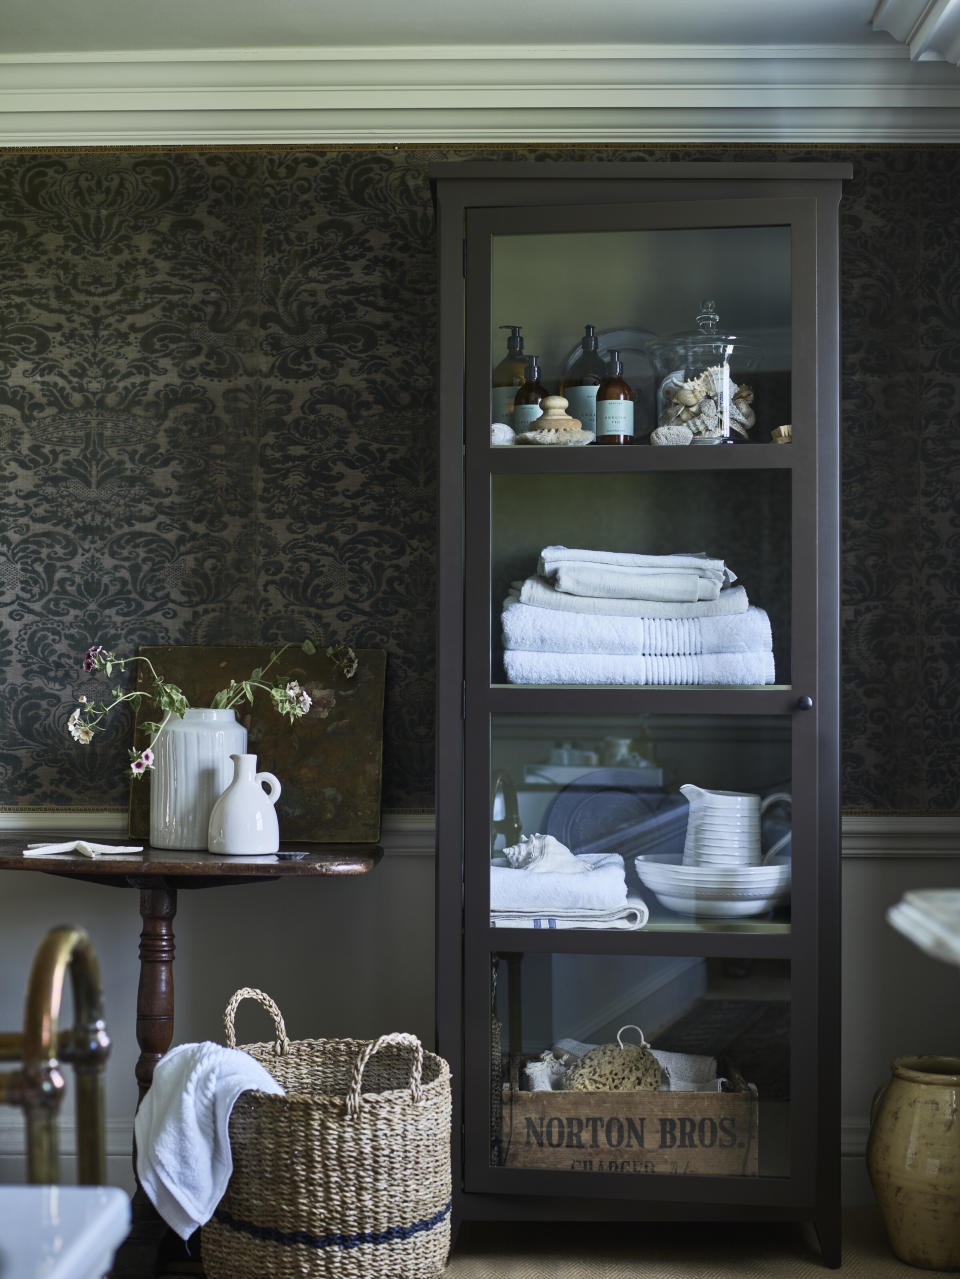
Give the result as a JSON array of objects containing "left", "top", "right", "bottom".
[{"left": 648, "top": 300, "right": 761, "bottom": 444}]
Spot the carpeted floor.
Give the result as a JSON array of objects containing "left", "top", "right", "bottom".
[{"left": 156, "top": 1208, "right": 955, "bottom": 1277}]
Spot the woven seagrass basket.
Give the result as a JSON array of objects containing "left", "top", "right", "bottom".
[{"left": 201, "top": 988, "right": 452, "bottom": 1279}]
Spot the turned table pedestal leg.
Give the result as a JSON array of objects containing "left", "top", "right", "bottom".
[
  {"left": 109, "top": 883, "right": 179, "bottom": 1279},
  {"left": 135, "top": 884, "right": 177, "bottom": 1099}
]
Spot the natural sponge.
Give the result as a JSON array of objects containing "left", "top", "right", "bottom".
[{"left": 563, "top": 1041, "right": 662, "bottom": 1092}]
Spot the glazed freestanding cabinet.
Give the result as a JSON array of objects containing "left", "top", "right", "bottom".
[{"left": 433, "top": 162, "right": 849, "bottom": 1266}]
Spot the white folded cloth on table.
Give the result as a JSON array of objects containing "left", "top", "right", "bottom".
[
  {"left": 503, "top": 649, "right": 775, "bottom": 686},
  {"left": 490, "top": 852, "right": 627, "bottom": 913},
  {"left": 135, "top": 1041, "right": 284, "bottom": 1241},
  {"left": 24, "top": 841, "right": 144, "bottom": 858},
  {"left": 491, "top": 897, "right": 650, "bottom": 931},
  {"left": 516, "top": 576, "right": 750, "bottom": 618},
  {"left": 503, "top": 595, "right": 772, "bottom": 657},
  {"left": 538, "top": 547, "right": 736, "bottom": 603}
]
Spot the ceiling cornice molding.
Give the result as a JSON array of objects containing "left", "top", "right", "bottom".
[
  {"left": 2, "top": 44, "right": 960, "bottom": 145},
  {"left": 873, "top": 0, "right": 960, "bottom": 64}
]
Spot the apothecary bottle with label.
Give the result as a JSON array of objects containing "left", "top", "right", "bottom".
[
  {"left": 491, "top": 324, "right": 526, "bottom": 426},
  {"left": 560, "top": 323, "right": 608, "bottom": 434},
  {"left": 595, "top": 349, "right": 634, "bottom": 444},
  {"left": 512, "top": 355, "right": 549, "bottom": 430}
]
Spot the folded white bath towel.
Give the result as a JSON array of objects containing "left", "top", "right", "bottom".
[
  {"left": 538, "top": 547, "right": 736, "bottom": 603},
  {"left": 516, "top": 576, "right": 750, "bottom": 618},
  {"left": 503, "top": 595, "right": 772, "bottom": 657},
  {"left": 502, "top": 649, "right": 776, "bottom": 686},
  {"left": 491, "top": 897, "right": 650, "bottom": 931},
  {"left": 135, "top": 1041, "right": 284, "bottom": 1240},
  {"left": 490, "top": 852, "right": 627, "bottom": 913}
]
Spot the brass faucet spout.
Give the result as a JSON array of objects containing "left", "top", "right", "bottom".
[{"left": 0, "top": 926, "right": 110, "bottom": 1184}]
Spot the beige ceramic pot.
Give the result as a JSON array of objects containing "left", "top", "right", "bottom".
[{"left": 867, "top": 1055, "right": 960, "bottom": 1270}]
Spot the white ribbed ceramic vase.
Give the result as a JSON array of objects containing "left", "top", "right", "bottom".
[{"left": 150, "top": 708, "right": 247, "bottom": 850}]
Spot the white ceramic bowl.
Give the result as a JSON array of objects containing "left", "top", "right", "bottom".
[{"left": 634, "top": 853, "right": 791, "bottom": 918}]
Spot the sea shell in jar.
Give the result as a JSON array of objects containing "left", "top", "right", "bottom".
[{"left": 660, "top": 363, "right": 754, "bottom": 439}]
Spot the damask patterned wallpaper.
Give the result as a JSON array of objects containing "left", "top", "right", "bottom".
[{"left": 0, "top": 145, "right": 956, "bottom": 813}]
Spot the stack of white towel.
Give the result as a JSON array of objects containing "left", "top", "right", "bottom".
[
  {"left": 502, "top": 546, "right": 775, "bottom": 686},
  {"left": 490, "top": 852, "right": 649, "bottom": 930}
]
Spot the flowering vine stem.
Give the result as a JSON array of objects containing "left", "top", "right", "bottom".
[{"left": 68, "top": 640, "right": 359, "bottom": 779}]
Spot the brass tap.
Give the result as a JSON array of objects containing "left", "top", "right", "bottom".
[{"left": 0, "top": 925, "right": 110, "bottom": 1184}]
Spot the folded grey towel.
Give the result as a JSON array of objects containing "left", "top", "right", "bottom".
[
  {"left": 516, "top": 576, "right": 750, "bottom": 618},
  {"left": 538, "top": 546, "right": 736, "bottom": 602}
]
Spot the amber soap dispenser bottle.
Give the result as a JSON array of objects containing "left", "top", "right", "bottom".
[
  {"left": 491, "top": 325, "right": 526, "bottom": 426},
  {"left": 595, "top": 350, "right": 634, "bottom": 445}
]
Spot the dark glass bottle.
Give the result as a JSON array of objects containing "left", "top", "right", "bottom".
[
  {"left": 491, "top": 325, "right": 526, "bottom": 426},
  {"left": 559, "top": 324, "right": 608, "bottom": 434},
  {"left": 595, "top": 350, "right": 634, "bottom": 445},
  {"left": 512, "top": 355, "right": 549, "bottom": 430}
]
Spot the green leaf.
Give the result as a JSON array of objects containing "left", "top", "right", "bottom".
[
  {"left": 250, "top": 667, "right": 263, "bottom": 682},
  {"left": 301, "top": 639, "right": 316, "bottom": 655}
]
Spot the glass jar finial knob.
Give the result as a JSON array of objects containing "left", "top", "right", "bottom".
[{"left": 696, "top": 299, "right": 719, "bottom": 333}]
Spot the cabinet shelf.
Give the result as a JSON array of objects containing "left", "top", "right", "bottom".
[
  {"left": 484, "top": 686, "right": 798, "bottom": 714},
  {"left": 486, "top": 442, "right": 795, "bottom": 475},
  {"left": 485, "top": 924, "right": 792, "bottom": 957}
]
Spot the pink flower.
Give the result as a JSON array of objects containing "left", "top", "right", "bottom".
[
  {"left": 83, "top": 645, "right": 108, "bottom": 672},
  {"left": 130, "top": 757, "right": 146, "bottom": 775},
  {"left": 140, "top": 748, "right": 154, "bottom": 766}
]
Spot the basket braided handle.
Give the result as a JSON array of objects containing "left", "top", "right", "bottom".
[
  {"left": 223, "top": 987, "right": 290, "bottom": 1056},
  {"left": 346, "top": 1033, "right": 424, "bottom": 1118}
]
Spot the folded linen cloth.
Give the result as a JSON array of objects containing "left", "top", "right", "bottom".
[
  {"left": 548, "top": 563, "right": 722, "bottom": 603},
  {"left": 490, "top": 852, "right": 627, "bottom": 913},
  {"left": 538, "top": 547, "right": 736, "bottom": 603},
  {"left": 502, "top": 648, "right": 775, "bottom": 686},
  {"left": 24, "top": 841, "right": 144, "bottom": 858},
  {"left": 135, "top": 1041, "right": 285, "bottom": 1241},
  {"left": 503, "top": 595, "right": 772, "bottom": 657},
  {"left": 516, "top": 576, "right": 750, "bottom": 618},
  {"left": 491, "top": 897, "right": 650, "bottom": 931},
  {"left": 538, "top": 546, "right": 735, "bottom": 579}
]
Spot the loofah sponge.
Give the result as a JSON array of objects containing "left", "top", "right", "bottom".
[{"left": 563, "top": 1042, "right": 663, "bottom": 1092}]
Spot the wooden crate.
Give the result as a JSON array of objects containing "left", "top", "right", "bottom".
[{"left": 500, "top": 1074, "right": 758, "bottom": 1176}]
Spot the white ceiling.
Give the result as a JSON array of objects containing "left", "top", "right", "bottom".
[{"left": 0, "top": 0, "right": 893, "bottom": 56}]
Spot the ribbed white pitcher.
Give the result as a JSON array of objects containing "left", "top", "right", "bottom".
[{"left": 150, "top": 708, "right": 247, "bottom": 850}]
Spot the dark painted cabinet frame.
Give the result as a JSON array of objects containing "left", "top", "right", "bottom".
[{"left": 433, "top": 162, "right": 849, "bottom": 1266}]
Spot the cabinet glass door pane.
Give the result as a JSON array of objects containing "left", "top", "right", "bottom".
[
  {"left": 492, "top": 469, "right": 791, "bottom": 689},
  {"left": 490, "top": 225, "right": 791, "bottom": 444},
  {"left": 491, "top": 713, "right": 792, "bottom": 935},
  {"left": 490, "top": 952, "right": 790, "bottom": 1178}
]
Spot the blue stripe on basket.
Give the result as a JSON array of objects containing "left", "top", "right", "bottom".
[{"left": 212, "top": 1199, "right": 452, "bottom": 1252}]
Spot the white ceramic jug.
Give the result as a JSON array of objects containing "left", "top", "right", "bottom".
[
  {"left": 207, "top": 753, "right": 282, "bottom": 855},
  {"left": 680, "top": 783, "right": 791, "bottom": 867}
]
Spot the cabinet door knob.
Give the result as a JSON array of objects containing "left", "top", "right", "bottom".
[{"left": 796, "top": 695, "right": 814, "bottom": 710}]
